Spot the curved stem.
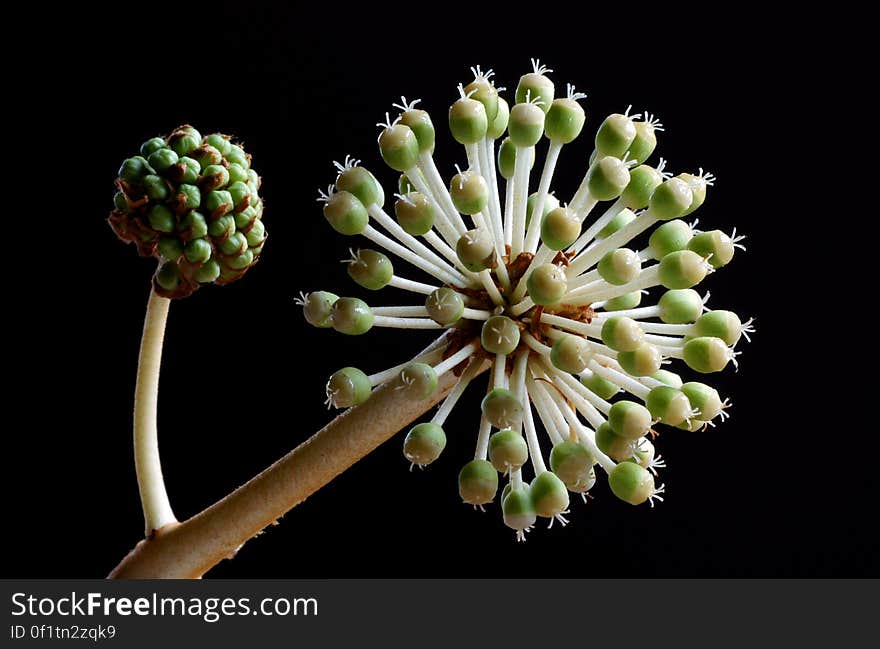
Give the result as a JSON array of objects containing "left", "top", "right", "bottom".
[
  {"left": 135, "top": 288, "right": 177, "bottom": 536},
  {"left": 111, "top": 338, "right": 487, "bottom": 578}
]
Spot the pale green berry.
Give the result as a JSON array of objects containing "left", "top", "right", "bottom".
[
  {"left": 516, "top": 70, "right": 554, "bottom": 112},
  {"left": 465, "top": 77, "right": 499, "bottom": 122},
  {"left": 503, "top": 487, "right": 537, "bottom": 532},
  {"left": 450, "top": 169, "right": 489, "bottom": 215},
  {"left": 148, "top": 204, "right": 175, "bottom": 233},
  {"left": 648, "top": 220, "right": 693, "bottom": 259},
  {"left": 629, "top": 438, "right": 655, "bottom": 468},
  {"left": 324, "top": 191, "right": 369, "bottom": 236},
  {"left": 688, "top": 230, "right": 735, "bottom": 268},
  {"left": 330, "top": 297, "right": 374, "bottom": 335},
  {"left": 176, "top": 183, "right": 201, "bottom": 210},
  {"left": 526, "top": 191, "right": 561, "bottom": 229},
  {"left": 425, "top": 288, "right": 465, "bottom": 325},
  {"left": 595, "top": 113, "right": 637, "bottom": 158},
  {"left": 596, "top": 208, "right": 637, "bottom": 239},
  {"left": 624, "top": 121, "right": 658, "bottom": 165},
  {"left": 481, "top": 316, "right": 521, "bottom": 354},
  {"left": 348, "top": 249, "right": 393, "bottom": 290},
  {"left": 226, "top": 249, "right": 254, "bottom": 271},
  {"left": 620, "top": 164, "right": 664, "bottom": 210},
  {"left": 658, "top": 289, "right": 703, "bottom": 324},
  {"left": 601, "top": 316, "right": 644, "bottom": 352},
  {"left": 148, "top": 148, "right": 179, "bottom": 173},
  {"left": 205, "top": 189, "right": 233, "bottom": 217},
  {"left": 398, "top": 109, "right": 435, "bottom": 152},
  {"left": 526, "top": 263, "right": 567, "bottom": 305},
  {"left": 694, "top": 310, "right": 742, "bottom": 346},
  {"left": 204, "top": 133, "right": 232, "bottom": 156},
  {"left": 193, "top": 144, "right": 222, "bottom": 169},
  {"left": 178, "top": 211, "right": 208, "bottom": 239},
  {"left": 595, "top": 421, "right": 635, "bottom": 462},
  {"left": 487, "top": 96, "right": 510, "bottom": 139},
  {"left": 201, "top": 164, "right": 229, "bottom": 190},
  {"left": 646, "top": 386, "right": 692, "bottom": 426},
  {"left": 550, "top": 335, "right": 592, "bottom": 373},
  {"left": 207, "top": 214, "right": 235, "bottom": 239},
  {"left": 225, "top": 145, "right": 248, "bottom": 169},
  {"left": 219, "top": 231, "right": 247, "bottom": 256},
  {"left": 683, "top": 337, "right": 732, "bottom": 373},
  {"left": 545, "top": 97, "right": 585, "bottom": 144},
  {"left": 650, "top": 177, "right": 694, "bottom": 221},
  {"left": 303, "top": 291, "right": 338, "bottom": 328},
  {"left": 337, "top": 166, "right": 384, "bottom": 208},
  {"left": 609, "top": 461, "right": 655, "bottom": 505},
  {"left": 458, "top": 459, "right": 499, "bottom": 505},
  {"left": 497, "top": 136, "right": 534, "bottom": 179},
  {"left": 194, "top": 259, "right": 221, "bottom": 283},
  {"left": 398, "top": 363, "right": 438, "bottom": 400},
  {"left": 488, "top": 429, "right": 529, "bottom": 473},
  {"left": 550, "top": 441, "right": 596, "bottom": 492},
  {"left": 403, "top": 423, "right": 447, "bottom": 467},
  {"left": 379, "top": 124, "right": 420, "bottom": 172},
  {"left": 531, "top": 471, "right": 569, "bottom": 518},
  {"left": 140, "top": 137, "right": 167, "bottom": 157},
  {"left": 176, "top": 156, "right": 200, "bottom": 184},
  {"left": 658, "top": 250, "right": 709, "bottom": 289},
  {"left": 245, "top": 219, "right": 266, "bottom": 247},
  {"left": 142, "top": 174, "right": 169, "bottom": 201},
  {"left": 155, "top": 261, "right": 180, "bottom": 292},
  {"left": 456, "top": 228, "right": 495, "bottom": 272},
  {"left": 481, "top": 388, "right": 523, "bottom": 429},
  {"left": 227, "top": 162, "right": 248, "bottom": 184},
  {"left": 157, "top": 236, "right": 183, "bottom": 261},
  {"left": 617, "top": 344, "right": 662, "bottom": 377},
  {"left": 681, "top": 382, "right": 723, "bottom": 420},
  {"left": 541, "top": 206, "right": 580, "bottom": 250},
  {"left": 326, "top": 367, "right": 372, "bottom": 408},
  {"left": 184, "top": 238, "right": 212, "bottom": 264},
  {"left": 227, "top": 181, "right": 251, "bottom": 208},
  {"left": 449, "top": 98, "right": 488, "bottom": 144},
  {"left": 394, "top": 192, "right": 435, "bottom": 236},
  {"left": 508, "top": 102, "right": 545, "bottom": 147},
  {"left": 587, "top": 156, "right": 630, "bottom": 201},
  {"left": 608, "top": 400, "right": 653, "bottom": 440},
  {"left": 580, "top": 371, "right": 619, "bottom": 400},
  {"left": 597, "top": 248, "right": 641, "bottom": 285},
  {"left": 677, "top": 172, "right": 709, "bottom": 216},
  {"left": 603, "top": 291, "right": 642, "bottom": 311},
  {"left": 652, "top": 369, "right": 683, "bottom": 388}
]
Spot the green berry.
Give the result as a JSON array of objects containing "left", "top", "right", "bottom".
[
  {"left": 302, "top": 291, "right": 339, "bottom": 328},
  {"left": 327, "top": 367, "right": 372, "bottom": 408},
  {"left": 481, "top": 388, "right": 523, "bottom": 429},
  {"left": 204, "top": 133, "right": 232, "bottom": 156},
  {"left": 595, "top": 421, "right": 634, "bottom": 461},
  {"left": 193, "top": 144, "right": 223, "bottom": 169},
  {"left": 601, "top": 316, "right": 644, "bottom": 352},
  {"left": 530, "top": 471, "right": 569, "bottom": 518},
  {"left": 587, "top": 156, "right": 631, "bottom": 201},
  {"left": 608, "top": 400, "right": 653, "bottom": 439},
  {"left": 609, "top": 461, "right": 655, "bottom": 505},
  {"left": 178, "top": 211, "right": 208, "bottom": 239},
  {"left": 174, "top": 183, "right": 200, "bottom": 210},
  {"left": 140, "top": 137, "right": 167, "bottom": 157},
  {"left": 348, "top": 249, "right": 393, "bottom": 290},
  {"left": 148, "top": 204, "right": 175, "bottom": 233},
  {"left": 629, "top": 438, "right": 655, "bottom": 468},
  {"left": 398, "top": 173, "right": 416, "bottom": 194},
  {"left": 399, "top": 109, "right": 436, "bottom": 152},
  {"left": 550, "top": 334, "right": 592, "bottom": 373},
  {"left": 157, "top": 236, "right": 183, "bottom": 261},
  {"left": 508, "top": 102, "right": 545, "bottom": 147},
  {"left": 118, "top": 156, "right": 152, "bottom": 183},
  {"left": 449, "top": 98, "right": 488, "bottom": 144},
  {"left": 155, "top": 261, "right": 180, "bottom": 292},
  {"left": 201, "top": 164, "right": 229, "bottom": 190},
  {"left": 331, "top": 297, "right": 374, "bottom": 335},
  {"left": 113, "top": 191, "right": 129, "bottom": 211},
  {"left": 457, "top": 228, "right": 495, "bottom": 272},
  {"left": 142, "top": 174, "right": 169, "bottom": 201},
  {"left": 481, "top": 316, "right": 520, "bottom": 355},
  {"left": 464, "top": 77, "right": 499, "bottom": 122},
  {"left": 598, "top": 248, "right": 641, "bottom": 285},
  {"left": 681, "top": 382, "right": 723, "bottom": 420},
  {"left": 617, "top": 344, "right": 662, "bottom": 377},
  {"left": 450, "top": 169, "right": 488, "bottom": 215},
  {"left": 227, "top": 163, "right": 249, "bottom": 185},
  {"left": 245, "top": 219, "right": 266, "bottom": 247},
  {"left": 458, "top": 459, "right": 499, "bottom": 505},
  {"left": 677, "top": 172, "right": 709, "bottom": 216},
  {"left": 488, "top": 429, "right": 529, "bottom": 473},
  {"left": 404, "top": 423, "right": 446, "bottom": 466},
  {"left": 646, "top": 385, "right": 693, "bottom": 425},
  {"left": 541, "top": 206, "right": 580, "bottom": 250},
  {"left": 580, "top": 371, "right": 619, "bottom": 400},
  {"left": 683, "top": 337, "right": 732, "bottom": 373},
  {"left": 205, "top": 190, "right": 233, "bottom": 217},
  {"left": 526, "top": 191, "right": 560, "bottom": 229},
  {"left": 694, "top": 310, "right": 742, "bottom": 345},
  {"left": 503, "top": 486, "right": 536, "bottom": 532},
  {"left": 194, "top": 259, "right": 221, "bottom": 283},
  {"left": 545, "top": 97, "right": 585, "bottom": 144},
  {"left": 516, "top": 69, "right": 554, "bottom": 112},
  {"left": 425, "top": 288, "right": 465, "bottom": 325},
  {"left": 379, "top": 124, "right": 420, "bottom": 172},
  {"left": 550, "top": 441, "right": 596, "bottom": 492},
  {"left": 176, "top": 157, "right": 200, "bottom": 184},
  {"left": 595, "top": 113, "right": 637, "bottom": 158},
  {"left": 394, "top": 192, "right": 435, "bottom": 236},
  {"left": 648, "top": 220, "right": 693, "bottom": 259},
  {"left": 526, "top": 263, "right": 567, "bottom": 305},
  {"left": 603, "top": 291, "right": 642, "bottom": 311},
  {"left": 398, "top": 362, "right": 438, "bottom": 400},
  {"left": 650, "top": 177, "right": 694, "bottom": 221},
  {"left": 596, "top": 208, "right": 637, "bottom": 239},
  {"left": 658, "top": 250, "right": 709, "bottom": 289},
  {"left": 687, "top": 230, "right": 736, "bottom": 268},
  {"left": 226, "top": 145, "right": 248, "bottom": 168},
  {"left": 207, "top": 214, "right": 235, "bottom": 239},
  {"left": 184, "top": 238, "right": 212, "bottom": 264},
  {"left": 219, "top": 231, "right": 247, "bottom": 256},
  {"left": 652, "top": 369, "right": 683, "bottom": 388},
  {"left": 170, "top": 131, "right": 200, "bottom": 157},
  {"left": 621, "top": 164, "right": 663, "bottom": 210},
  {"left": 487, "top": 96, "right": 510, "bottom": 139},
  {"left": 497, "top": 136, "right": 534, "bottom": 179},
  {"left": 324, "top": 191, "right": 368, "bottom": 235},
  {"left": 337, "top": 166, "right": 384, "bottom": 209},
  {"left": 624, "top": 121, "right": 658, "bottom": 165},
  {"left": 658, "top": 289, "right": 703, "bottom": 324},
  {"left": 148, "top": 148, "right": 179, "bottom": 174}
]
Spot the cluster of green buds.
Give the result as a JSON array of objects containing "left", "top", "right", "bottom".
[
  {"left": 109, "top": 125, "right": 266, "bottom": 298},
  {"left": 299, "top": 61, "right": 753, "bottom": 540}
]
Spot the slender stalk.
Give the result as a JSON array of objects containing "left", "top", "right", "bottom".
[{"left": 134, "top": 288, "right": 177, "bottom": 536}]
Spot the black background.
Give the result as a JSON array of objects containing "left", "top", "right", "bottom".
[{"left": 6, "top": 5, "right": 868, "bottom": 577}]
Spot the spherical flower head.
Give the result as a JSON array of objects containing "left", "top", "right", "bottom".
[{"left": 109, "top": 125, "right": 265, "bottom": 298}]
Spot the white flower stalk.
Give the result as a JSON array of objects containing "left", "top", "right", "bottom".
[{"left": 300, "top": 61, "right": 755, "bottom": 540}]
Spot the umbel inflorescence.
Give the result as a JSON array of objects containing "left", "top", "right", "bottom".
[
  {"left": 299, "top": 61, "right": 753, "bottom": 540},
  {"left": 109, "top": 125, "right": 266, "bottom": 298}
]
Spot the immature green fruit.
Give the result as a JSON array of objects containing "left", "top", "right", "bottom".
[
  {"left": 516, "top": 70, "right": 554, "bottom": 112},
  {"left": 394, "top": 192, "right": 435, "bottom": 236},
  {"left": 601, "top": 316, "right": 644, "bottom": 352},
  {"left": 550, "top": 335, "right": 592, "bottom": 373},
  {"left": 426, "top": 288, "right": 465, "bottom": 325},
  {"left": 379, "top": 124, "right": 420, "bottom": 172},
  {"left": 457, "top": 228, "right": 495, "bottom": 272},
  {"left": 530, "top": 471, "right": 569, "bottom": 518},
  {"left": 681, "top": 382, "right": 723, "bottom": 420},
  {"left": 488, "top": 429, "right": 529, "bottom": 473},
  {"left": 624, "top": 120, "right": 658, "bottom": 165},
  {"left": 595, "top": 421, "right": 635, "bottom": 462},
  {"left": 148, "top": 148, "right": 179, "bottom": 173},
  {"left": 481, "top": 316, "right": 521, "bottom": 354},
  {"left": 140, "top": 137, "right": 167, "bottom": 157},
  {"left": 652, "top": 369, "right": 683, "bottom": 388},
  {"left": 659, "top": 289, "right": 703, "bottom": 323},
  {"left": 398, "top": 109, "right": 435, "bottom": 152},
  {"left": 541, "top": 206, "right": 580, "bottom": 250},
  {"left": 324, "top": 191, "right": 368, "bottom": 235},
  {"left": 603, "top": 291, "right": 641, "bottom": 311},
  {"left": 694, "top": 310, "right": 742, "bottom": 345},
  {"left": 550, "top": 441, "right": 596, "bottom": 492},
  {"left": 450, "top": 170, "right": 489, "bottom": 215},
  {"left": 487, "top": 97, "right": 510, "bottom": 139},
  {"left": 646, "top": 386, "right": 692, "bottom": 425},
  {"left": 404, "top": 423, "right": 447, "bottom": 466},
  {"left": 609, "top": 461, "right": 655, "bottom": 505},
  {"left": 464, "top": 77, "right": 499, "bottom": 122},
  {"left": 201, "top": 164, "right": 229, "bottom": 190},
  {"left": 118, "top": 156, "right": 152, "bottom": 183},
  {"left": 621, "top": 164, "right": 663, "bottom": 210},
  {"left": 157, "top": 237, "right": 183, "bottom": 261},
  {"left": 204, "top": 133, "right": 231, "bottom": 155},
  {"left": 526, "top": 191, "right": 560, "bottom": 229},
  {"left": 545, "top": 98, "right": 586, "bottom": 144},
  {"left": 580, "top": 371, "right": 619, "bottom": 400},
  {"left": 617, "top": 344, "right": 662, "bottom": 377},
  {"left": 398, "top": 174, "right": 416, "bottom": 194},
  {"left": 398, "top": 363, "right": 439, "bottom": 400},
  {"left": 449, "top": 98, "right": 488, "bottom": 144},
  {"left": 337, "top": 165, "right": 384, "bottom": 209},
  {"left": 155, "top": 261, "right": 181, "bottom": 292},
  {"left": 143, "top": 174, "right": 170, "bottom": 201},
  {"left": 596, "top": 208, "right": 637, "bottom": 239},
  {"left": 648, "top": 220, "right": 693, "bottom": 259},
  {"left": 608, "top": 400, "right": 653, "bottom": 439},
  {"left": 650, "top": 178, "right": 694, "bottom": 221},
  {"left": 658, "top": 250, "right": 709, "bottom": 289},
  {"left": 502, "top": 487, "right": 536, "bottom": 532},
  {"left": 481, "top": 389, "right": 523, "bottom": 429},
  {"left": 347, "top": 249, "right": 393, "bottom": 290},
  {"left": 587, "top": 156, "right": 631, "bottom": 201},
  {"left": 303, "top": 291, "right": 339, "bottom": 328},
  {"left": 688, "top": 230, "right": 736, "bottom": 268},
  {"left": 527, "top": 263, "right": 568, "bottom": 305},
  {"left": 326, "top": 367, "right": 372, "bottom": 408},
  {"left": 683, "top": 337, "right": 732, "bottom": 373},
  {"left": 184, "top": 238, "right": 212, "bottom": 264},
  {"left": 508, "top": 102, "right": 545, "bottom": 147},
  {"left": 598, "top": 248, "right": 641, "bottom": 285},
  {"left": 595, "top": 113, "right": 637, "bottom": 158},
  {"left": 677, "top": 172, "right": 709, "bottom": 216},
  {"left": 458, "top": 459, "right": 499, "bottom": 505},
  {"left": 330, "top": 297, "right": 374, "bottom": 335}
]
